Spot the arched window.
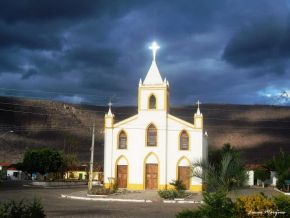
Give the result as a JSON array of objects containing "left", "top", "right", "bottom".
[
  {"left": 147, "top": 124, "right": 157, "bottom": 146},
  {"left": 149, "top": 95, "right": 156, "bottom": 109},
  {"left": 118, "top": 131, "right": 127, "bottom": 149},
  {"left": 180, "top": 130, "right": 189, "bottom": 150}
]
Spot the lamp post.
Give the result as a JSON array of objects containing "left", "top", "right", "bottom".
[{"left": 88, "top": 124, "right": 95, "bottom": 192}]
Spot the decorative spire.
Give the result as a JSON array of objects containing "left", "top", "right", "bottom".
[
  {"left": 196, "top": 100, "right": 201, "bottom": 115},
  {"left": 143, "top": 41, "right": 163, "bottom": 85},
  {"left": 149, "top": 41, "right": 160, "bottom": 61},
  {"left": 107, "top": 101, "right": 113, "bottom": 116}
]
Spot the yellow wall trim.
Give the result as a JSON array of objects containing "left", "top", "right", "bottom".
[
  {"left": 127, "top": 184, "right": 144, "bottom": 190},
  {"left": 190, "top": 185, "right": 202, "bottom": 192},
  {"left": 160, "top": 184, "right": 203, "bottom": 192},
  {"left": 104, "top": 183, "right": 110, "bottom": 189}
]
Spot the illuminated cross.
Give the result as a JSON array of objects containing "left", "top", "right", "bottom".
[
  {"left": 149, "top": 41, "right": 160, "bottom": 61},
  {"left": 196, "top": 100, "right": 201, "bottom": 109},
  {"left": 108, "top": 101, "right": 112, "bottom": 110}
]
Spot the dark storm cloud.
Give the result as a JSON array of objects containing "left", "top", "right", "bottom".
[
  {"left": 0, "top": 22, "right": 62, "bottom": 49},
  {"left": 0, "top": 0, "right": 289, "bottom": 105},
  {"left": 66, "top": 47, "right": 120, "bottom": 68},
  {"left": 0, "top": 0, "right": 136, "bottom": 22},
  {"left": 223, "top": 18, "right": 290, "bottom": 69}
]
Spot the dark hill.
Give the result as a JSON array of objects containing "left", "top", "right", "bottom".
[{"left": 0, "top": 96, "right": 289, "bottom": 164}]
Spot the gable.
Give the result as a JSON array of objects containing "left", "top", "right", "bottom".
[
  {"left": 113, "top": 114, "right": 138, "bottom": 128},
  {"left": 168, "top": 114, "right": 195, "bottom": 129}
]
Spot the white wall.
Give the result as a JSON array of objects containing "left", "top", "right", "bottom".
[
  {"left": 104, "top": 111, "right": 204, "bottom": 188},
  {"left": 246, "top": 170, "right": 254, "bottom": 186}
]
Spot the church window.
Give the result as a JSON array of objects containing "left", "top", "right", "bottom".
[
  {"left": 180, "top": 130, "right": 189, "bottom": 150},
  {"left": 149, "top": 95, "right": 156, "bottom": 109},
  {"left": 118, "top": 131, "right": 127, "bottom": 149},
  {"left": 147, "top": 124, "right": 157, "bottom": 146}
]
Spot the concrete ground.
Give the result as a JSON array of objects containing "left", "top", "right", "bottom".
[
  {"left": 0, "top": 182, "right": 283, "bottom": 218},
  {"left": 0, "top": 181, "right": 198, "bottom": 218},
  {"left": 70, "top": 189, "right": 203, "bottom": 202}
]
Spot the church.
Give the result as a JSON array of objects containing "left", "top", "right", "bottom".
[{"left": 104, "top": 42, "right": 208, "bottom": 192}]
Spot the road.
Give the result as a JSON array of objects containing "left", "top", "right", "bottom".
[{"left": 0, "top": 181, "right": 197, "bottom": 218}]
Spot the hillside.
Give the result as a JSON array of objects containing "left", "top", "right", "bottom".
[{"left": 0, "top": 96, "right": 289, "bottom": 164}]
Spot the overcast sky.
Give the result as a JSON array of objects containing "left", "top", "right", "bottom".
[{"left": 0, "top": 0, "right": 290, "bottom": 106}]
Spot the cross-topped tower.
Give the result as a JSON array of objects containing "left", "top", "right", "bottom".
[
  {"left": 143, "top": 41, "right": 163, "bottom": 85},
  {"left": 149, "top": 41, "right": 160, "bottom": 61},
  {"left": 196, "top": 100, "right": 201, "bottom": 115}
]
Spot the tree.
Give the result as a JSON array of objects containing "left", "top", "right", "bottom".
[
  {"left": 267, "top": 149, "right": 290, "bottom": 190},
  {"left": 254, "top": 168, "right": 270, "bottom": 188},
  {"left": 192, "top": 144, "right": 248, "bottom": 193},
  {"left": 22, "top": 148, "right": 65, "bottom": 177}
]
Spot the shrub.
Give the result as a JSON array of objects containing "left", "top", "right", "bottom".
[
  {"left": 200, "top": 191, "right": 235, "bottom": 218},
  {"left": 235, "top": 193, "right": 277, "bottom": 217},
  {"left": 273, "top": 195, "right": 290, "bottom": 216},
  {"left": 176, "top": 209, "right": 204, "bottom": 218},
  {"left": 254, "top": 168, "right": 270, "bottom": 187},
  {"left": 88, "top": 187, "right": 112, "bottom": 195},
  {"left": 158, "top": 190, "right": 189, "bottom": 199},
  {"left": 176, "top": 191, "right": 235, "bottom": 218},
  {"left": 0, "top": 198, "right": 45, "bottom": 218},
  {"left": 170, "top": 180, "right": 186, "bottom": 191}
]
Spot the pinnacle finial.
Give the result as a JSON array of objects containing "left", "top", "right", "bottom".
[
  {"left": 149, "top": 41, "right": 160, "bottom": 61},
  {"left": 108, "top": 101, "right": 113, "bottom": 115},
  {"left": 196, "top": 100, "right": 201, "bottom": 115}
]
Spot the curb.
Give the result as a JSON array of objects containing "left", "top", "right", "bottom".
[
  {"left": 163, "top": 200, "right": 203, "bottom": 204},
  {"left": 61, "top": 194, "right": 153, "bottom": 203},
  {"left": 274, "top": 188, "right": 290, "bottom": 196}
]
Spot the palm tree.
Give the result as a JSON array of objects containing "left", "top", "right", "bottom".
[{"left": 192, "top": 148, "right": 248, "bottom": 193}]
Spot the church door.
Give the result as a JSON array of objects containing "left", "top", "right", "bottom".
[
  {"left": 117, "top": 165, "right": 127, "bottom": 188},
  {"left": 145, "top": 164, "right": 158, "bottom": 189},
  {"left": 178, "top": 166, "right": 190, "bottom": 190}
]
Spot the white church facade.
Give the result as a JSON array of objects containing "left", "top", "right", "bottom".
[{"left": 104, "top": 42, "right": 208, "bottom": 191}]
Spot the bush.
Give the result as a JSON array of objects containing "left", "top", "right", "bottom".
[
  {"left": 158, "top": 190, "right": 189, "bottom": 199},
  {"left": 0, "top": 198, "right": 45, "bottom": 218},
  {"left": 176, "top": 209, "right": 204, "bottom": 218},
  {"left": 235, "top": 193, "right": 277, "bottom": 217},
  {"left": 273, "top": 195, "right": 290, "bottom": 216},
  {"left": 199, "top": 191, "right": 235, "bottom": 218},
  {"left": 88, "top": 187, "right": 112, "bottom": 195},
  {"left": 176, "top": 191, "right": 235, "bottom": 218},
  {"left": 254, "top": 168, "right": 270, "bottom": 187},
  {"left": 170, "top": 180, "right": 186, "bottom": 191}
]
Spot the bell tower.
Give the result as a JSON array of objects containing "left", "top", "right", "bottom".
[
  {"left": 194, "top": 100, "right": 203, "bottom": 129},
  {"left": 138, "top": 42, "right": 169, "bottom": 112}
]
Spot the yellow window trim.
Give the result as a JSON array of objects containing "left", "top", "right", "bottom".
[
  {"left": 117, "top": 129, "right": 128, "bottom": 150},
  {"left": 145, "top": 122, "right": 158, "bottom": 147},
  {"left": 148, "top": 93, "right": 157, "bottom": 110},
  {"left": 138, "top": 86, "right": 169, "bottom": 112},
  {"left": 178, "top": 129, "right": 190, "bottom": 151}
]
